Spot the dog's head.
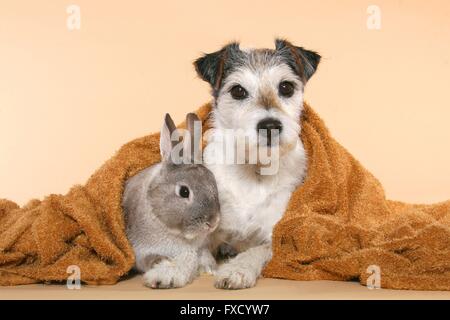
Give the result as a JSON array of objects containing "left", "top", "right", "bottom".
[{"left": 194, "top": 39, "right": 320, "bottom": 154}]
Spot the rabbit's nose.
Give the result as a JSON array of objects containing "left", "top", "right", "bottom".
[{"left": 206, "top": 215, "right": 220, "bottom": 232}]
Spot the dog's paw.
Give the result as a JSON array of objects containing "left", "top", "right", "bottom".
[
  {"left": 143, "top": 260, "right": 193, "bottom": 289},
  {"left": 214, "top": 264, "right": 257, "bottom": 290}
]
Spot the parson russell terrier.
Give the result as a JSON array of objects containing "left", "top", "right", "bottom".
[{"left": 193, "top": 39, "right": 321, "bottom": 289}]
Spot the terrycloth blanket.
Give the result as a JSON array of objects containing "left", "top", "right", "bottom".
[{"left": 1, "top": 103, "right": 449, "bottom": 290}]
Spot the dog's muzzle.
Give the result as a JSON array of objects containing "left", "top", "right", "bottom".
[{"left": 257, "top": 118, "right": 282, "bottom": 146}]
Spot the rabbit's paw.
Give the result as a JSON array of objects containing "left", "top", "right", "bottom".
[
  {"left": 143, "top": 260, "right": 193, "bottom": 289},
  {"left": 214, "top": 263, "right": 257, "bottom": 290}
]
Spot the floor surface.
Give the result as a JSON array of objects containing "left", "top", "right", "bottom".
[{"left": 1, "top": 275, "right": 449, "bottom": 300}]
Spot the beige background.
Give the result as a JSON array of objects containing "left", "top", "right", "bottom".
[{"left": 0, "top": 0, "right": 449, "bottom": 206}]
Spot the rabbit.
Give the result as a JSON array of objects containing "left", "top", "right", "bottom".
[{"left": 122, "top": 112, "right": 220, "bottom": 289}]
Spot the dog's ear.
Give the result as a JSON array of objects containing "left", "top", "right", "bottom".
[
  {"left": 275, "top": 39, "right": 321, "bottom": 82},
  {"left": 194, "top": 42, "right": 240, "bottom": 93}
]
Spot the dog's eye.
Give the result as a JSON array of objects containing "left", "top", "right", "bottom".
[
  {"left": 279, "top": 81, "right": 295, "bottom": 98},
  {"left": 230, "top": 85, "right": 248, "bottom": 100},
  {"left": 177, "top": 185, "right": 190, "bottom": 198}
]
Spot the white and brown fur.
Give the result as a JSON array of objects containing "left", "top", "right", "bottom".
[{"left": 194, "top": 39, "right": 320, "bottom": 289}]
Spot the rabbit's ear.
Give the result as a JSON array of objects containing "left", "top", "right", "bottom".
[
  {"left": 185, "top": 113, "right": 202, "bottom": 164},
  {"left": 160, "top": 113, "right": 176, "bottom": 162}
]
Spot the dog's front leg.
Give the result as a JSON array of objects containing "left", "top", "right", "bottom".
[{"left": 214, "top": 243, "right": 272, "bottom": 289}]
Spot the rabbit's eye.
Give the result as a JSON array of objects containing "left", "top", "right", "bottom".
[{"left": 178, "top": 185, "right": 190, "bottom": 198}]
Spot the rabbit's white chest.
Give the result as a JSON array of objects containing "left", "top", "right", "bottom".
[{"left": 205, "top": 141, "right": 307, "bottom": 251}]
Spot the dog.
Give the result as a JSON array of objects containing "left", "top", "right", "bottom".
[{"left": 194, "top": 39, "right": 321, "bottom": 289}]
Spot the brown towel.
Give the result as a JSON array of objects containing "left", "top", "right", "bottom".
[
  {"left": 0, "top": 105, "right": 211, "bottom": 285},
  {"left": 1, "top": 102, "right": 449, "bottom": 290},
  {"left": 263, "top": 103, "right": 450, "bottom": 290}
]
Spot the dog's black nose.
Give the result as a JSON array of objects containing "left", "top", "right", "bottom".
[
  {"left": 257, "top": 118, "right": 282, "bottom": 146},
  {"left": 257, "top": 118, "right": 283, "bottom": 134}
]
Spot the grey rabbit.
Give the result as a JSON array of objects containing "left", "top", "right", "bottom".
[{"left": 122, "top": 113, "right": 220, "bottom": 289}]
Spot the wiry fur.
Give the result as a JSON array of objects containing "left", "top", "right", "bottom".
[{"left": 195, "top": 39, "right": 320, "bottom": 289}]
